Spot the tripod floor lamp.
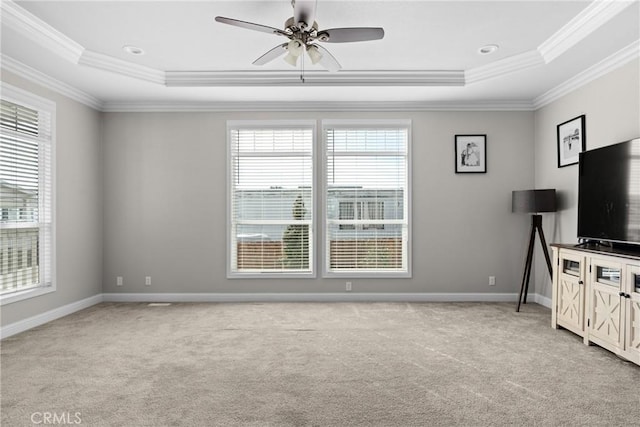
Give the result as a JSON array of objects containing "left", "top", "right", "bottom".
[{"left": 512, "top": 189, "right": 557, "bottom": 312}]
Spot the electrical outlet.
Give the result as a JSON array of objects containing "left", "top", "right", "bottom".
[
  {"left": 145, "top": 276, "right": 151, "bottom": 286},
  {"left": 489, "top": 276, "right": 496, "bottom": 286},
  {"left": 116, "top": 276, "right": 123, "bottom": 286},
  {"left": 346, "top": 281, "right": 352, "bottom": 292}
]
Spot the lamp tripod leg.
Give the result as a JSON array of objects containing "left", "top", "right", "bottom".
[
  {"left": 522, "top": 242, "right": 534, "bottom": 304},
  {"left": 517, "top": 217, "right": 536, "bottom": 312},
  {"left": 536, "top": 221, "right": 553, "bottom": 278}
]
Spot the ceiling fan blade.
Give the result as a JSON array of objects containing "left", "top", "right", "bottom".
[
  {"left": 215, "top": 16, "right": 288, "bottom": 36},
  {"left": 314, "top": 44, "right": 341, "bottom": 72},
  {"left": 293, "top": 0, "right": 317, "bottom": 30},
  {"left": 253, "top": 44, "right": 289, "bottom": 66},
  {"left": 318, "top": 27, "right": 384, "bottom": 43}
]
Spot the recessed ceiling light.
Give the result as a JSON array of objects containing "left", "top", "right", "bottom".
[
  {"left": 478, "top": 44, "right": 499, "bottom": 55},
  {"left": 123, "top": 45, "right": 145, "bottom": 55}
]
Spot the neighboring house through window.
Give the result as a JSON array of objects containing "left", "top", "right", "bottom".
[{"left": 338, "top": 200, "right": 386, "bottom": 230}]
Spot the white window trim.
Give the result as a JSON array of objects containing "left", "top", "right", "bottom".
[
  {"left": 0, "top": 82, "right": 57, "bottom": 305},
  {"left": 226, "top": 120, "right": 317, "bottom": 279},
  {"left": 321, "top": 119, "right": 412, "bottom": 279}
]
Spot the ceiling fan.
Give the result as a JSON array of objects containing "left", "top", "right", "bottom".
[{"left": 215, "top": 0, "right": 384, "bottom": 72}]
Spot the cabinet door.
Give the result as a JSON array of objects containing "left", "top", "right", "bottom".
[
  {"left": 588, "top": 259, "right": 624, "bottom": 351},
  {"left": 623, "top": 265, "right": 640, "bottom": 364},
  {"left": 556, "top": 251, "right": 586, "bottom": 334}
]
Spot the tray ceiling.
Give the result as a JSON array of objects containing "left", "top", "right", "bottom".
[{"left": 1, "top": 0, "right": 638, "bottom": 111}]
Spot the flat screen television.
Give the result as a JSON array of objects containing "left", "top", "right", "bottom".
[{"left": 578, "top": 138, "right": 640, "bottom": 247}]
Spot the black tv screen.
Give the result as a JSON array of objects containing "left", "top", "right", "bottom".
[{"left": 578, "top": 138, "right": 640, "bottom": 246}]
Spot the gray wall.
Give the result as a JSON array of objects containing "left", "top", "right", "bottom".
[
  {"left": 4, "top": 58, "right": 636, "bottom": 328},
  {"left": 102, "top": 110, "right": 534, "bottom": 294},
  {"left": 0, "top": 71, "right": 103, "bottom": 326},
  {"left": 533, "top": 59, "right": 640, "bottom": 299}
]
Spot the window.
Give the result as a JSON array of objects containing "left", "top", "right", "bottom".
[
  {"left": 324, "top": 120, "right": 410, "bottom": 276},
  {"left": 0, "top": 83, "right": 55, "bottom": 303},
  {"left": 228, "top": 121, "right": 314, "bottom": 277}
]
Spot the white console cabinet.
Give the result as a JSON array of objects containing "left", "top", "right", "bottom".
[{"left": 551, "top": 244, "right": 640, "bottom": 366}]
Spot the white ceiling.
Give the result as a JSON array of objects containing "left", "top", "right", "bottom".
[{"left": 1, "top": 0, "right": 639, "bottom": 111}]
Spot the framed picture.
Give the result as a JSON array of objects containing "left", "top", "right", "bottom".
[
  {"left": 557, "top": 115, "right": 586, "bottom": 167},
  {"left": 455, "top": 134, "right": 486, "bottom": 173}
]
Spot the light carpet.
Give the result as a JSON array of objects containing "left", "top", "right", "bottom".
[{"left": 1, "top": 302, "right": 639, "bottom": 426}]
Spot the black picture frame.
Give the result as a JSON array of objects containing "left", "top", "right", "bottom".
[
  {"left": 557, "top": 115, "right": 586, "bottom": 168},
  {"left": 455, "top": 134, "right": 487, "bottom": 173}
]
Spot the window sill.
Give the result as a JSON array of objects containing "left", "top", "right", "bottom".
[
  {"left": 0, "top": 285, "right": 55, "bottom": 306},
  {"left": 227, "top": 272, "right": 316, "bottom": 279},
  {"left": 323, "top": 271, "right": 412, "bottom": 279}
]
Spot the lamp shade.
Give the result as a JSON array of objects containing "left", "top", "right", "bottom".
[{"left": 512, "top": 189, "right": 557, "bottom": 213}]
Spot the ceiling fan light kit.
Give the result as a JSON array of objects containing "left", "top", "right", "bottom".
[
  {"left": 287, "top": 39, "right": 303, "bottom": 54},
  {"left": 306, "top": 45, "right": 323, "bottom": 65},
  {"left": 215, "top": 0, "right": 384, "bottom": 72}
]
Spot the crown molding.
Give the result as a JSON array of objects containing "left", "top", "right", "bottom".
[
  {"left": 534, "top": 39, "right": 640, "bottom": 109},
  {"left": 0, "top": 0, "right": 84, "bottom": 64},
  {"left": 78, "top": 51, "right": 165, "bottom": 85},
  {"left": 1, "top": 0, "right": 633, "bottom": 114},
  {"left": 458, "top": 0, "right": 634, "bottom": 86},
  {"left": 1, "top": 54, "right": 104, "bottom": 110},
  {"left": 1, "top": 1, "right": 163, "bottom": 85},
  {"left": 165, "top": 70, "right": 465, "bottom": 87},
  {"left": 101, "top": 99, "right": 534, "bottom": 113},
  {"left": 538, "top": 0, "right": 635, "bottom": 63},
  {"left": 1, "top": 0, "right": 633, "bottom": 94},
  {"left": 465, "top": 50, "right": 545, "bottom": 85},
  {"left": 5, "top": 37, "right": 636, "bottom": 115}
]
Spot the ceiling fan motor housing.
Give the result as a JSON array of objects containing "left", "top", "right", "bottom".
[{"left": 284, "top": 17, "right": 319, "bottom": 41}]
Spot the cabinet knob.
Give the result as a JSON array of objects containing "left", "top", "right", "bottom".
[
  {"left": 625, "top": 293, "right": 631, "bottom": 299},
  {"left": 579, "top": 280, "right": 584, "bottom": 285},
  {"left": 619, "top": 291, "right": 626, "bottom": 297}
]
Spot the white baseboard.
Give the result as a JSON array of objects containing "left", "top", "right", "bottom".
[
  {"left": 532, "top": 293, "right": 552, "bottom": 309},
  {"left": 102, "top": 292, "right": 529, "bottom": 303},
  {"left": 2, "top": 292, "right": 552, "bottom": 339},
  {"left": 0, "top": 294, "right": 103, "bottom": 339}
]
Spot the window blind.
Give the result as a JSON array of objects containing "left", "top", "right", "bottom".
[
  {"left": 0, "top": 99, "right": 53, "bottom": 295},
  {"left": 229, "top": 125, "right": 313, "bottom": 274},
  {"left": 325, "top": 125, "right": 409, "bottom": 274}
]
